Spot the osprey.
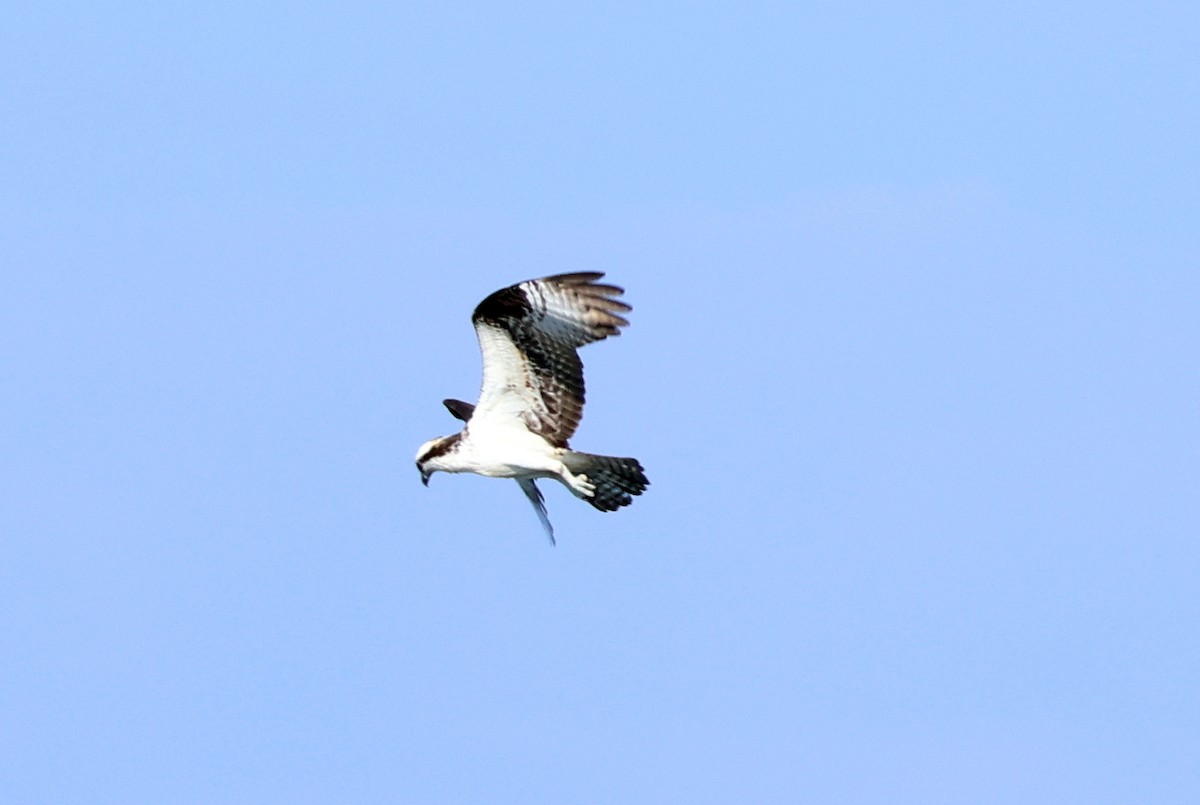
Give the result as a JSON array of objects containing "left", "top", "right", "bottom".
[{"left": 415, "top": 272, "right": 649, "bottom": 544}]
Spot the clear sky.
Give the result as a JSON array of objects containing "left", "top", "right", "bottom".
[{"left": 3, "top": 2, "right": 1197, "bottom": 802}]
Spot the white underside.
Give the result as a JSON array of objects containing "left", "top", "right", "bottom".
[{"left": 430, "top": 422, "right": 595, "bottom": 498}]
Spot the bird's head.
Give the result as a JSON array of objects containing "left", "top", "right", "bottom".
[{"left": 414, "top": 434, "right": 460, "bottom": 486}]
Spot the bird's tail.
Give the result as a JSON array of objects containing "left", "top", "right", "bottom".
[{"left": 562, "top": 452, "right": 649, "bottom": 512}]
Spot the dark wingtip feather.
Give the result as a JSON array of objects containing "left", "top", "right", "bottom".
[{"left": 442, "top": 398, "right": 476, "bottom": 422}]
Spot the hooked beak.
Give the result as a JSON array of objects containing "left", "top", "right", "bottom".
[{"left": 420, "top": 468, "right": 431, "bottom": 487}]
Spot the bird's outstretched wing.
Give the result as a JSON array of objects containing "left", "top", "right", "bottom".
[{"left": 469, "top": 273, "right": 631, "bottom": 446}]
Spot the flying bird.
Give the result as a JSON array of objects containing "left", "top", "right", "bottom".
[{"left": 415, "top": 272, "right": 649, "bottom": 544}]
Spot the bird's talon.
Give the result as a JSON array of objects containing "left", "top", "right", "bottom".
[{"left": 570, "top": 473, "right": 596, "bottom": 497}]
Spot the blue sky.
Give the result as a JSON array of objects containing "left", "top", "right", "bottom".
[{"left": 3, "top": 2, "right": 1198, "bottom": 802}]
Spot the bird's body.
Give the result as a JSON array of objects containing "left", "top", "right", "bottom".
[
  {"left": 415, "top": 272, "right": 648, "bottom": 543},
  {"left": 423, "top": 421, "right": 572, "bottom": 482}
]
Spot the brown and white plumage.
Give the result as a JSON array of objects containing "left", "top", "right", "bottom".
[
  {"left": 470, "top": 272, "right": 631, "bottom": 446},
  {"left": 415, "top": 273, "right": 649, "bottom": 544}
]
